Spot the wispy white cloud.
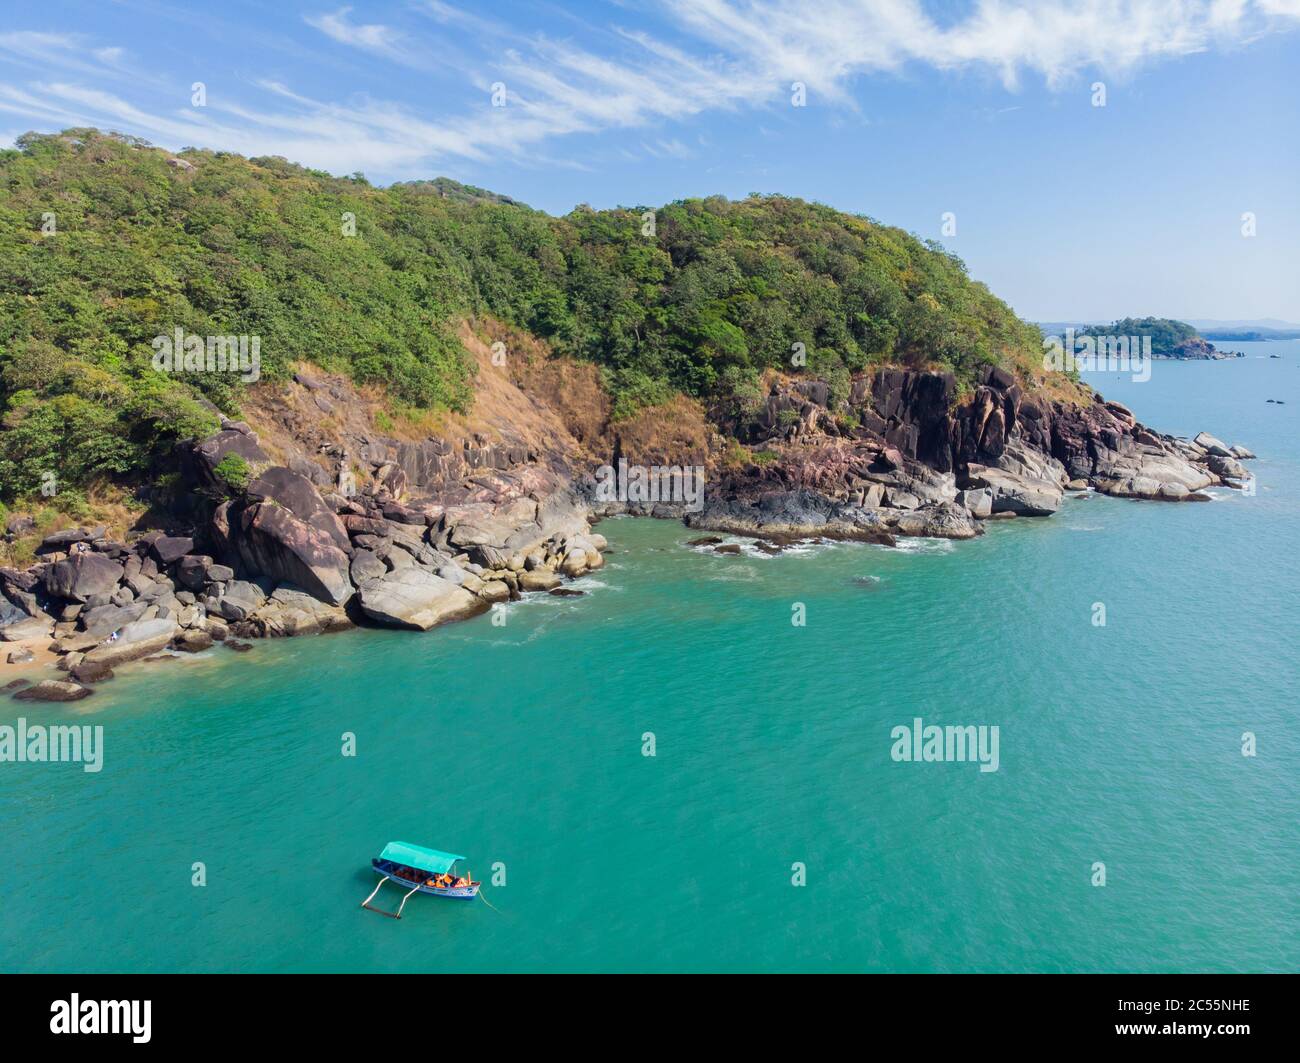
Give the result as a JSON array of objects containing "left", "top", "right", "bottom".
[
  {"left": 1, "top": 1, "right": 1297, "bottom": 178},
  {"left": 304, "top": 7, "right": 409, "bottom": 61},
  {"left": 663, "top": 0, "right": 1300, "bottom": 91}
]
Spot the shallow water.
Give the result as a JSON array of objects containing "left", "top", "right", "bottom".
[{"left": 1, "top": 347, "right": 1297, "bottom": 972}]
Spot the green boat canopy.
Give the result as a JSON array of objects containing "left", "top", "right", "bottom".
[{"left": 379, "top": 841, "right": 465, "bottom": 875}]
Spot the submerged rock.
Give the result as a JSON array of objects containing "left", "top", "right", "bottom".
[
  {"left": 174, "top": 629, "right": 215, "bottom": 653},
  {"left": 70, "top": 659, "right": 114, "bottom": 684}
]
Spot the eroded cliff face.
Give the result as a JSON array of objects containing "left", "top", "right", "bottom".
[
  {"left": 173, "top": 331, "right": 614, "bottom": 639},
  {"left": 602, "top": 365, "right": 1255, "bottom": 543},
  {"left": 0, "top": 337, "right": 1256, "bottom": 692}
]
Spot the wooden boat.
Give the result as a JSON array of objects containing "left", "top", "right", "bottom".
[{"left": 360, "top": 841, "right": 481, "bottom": 918}]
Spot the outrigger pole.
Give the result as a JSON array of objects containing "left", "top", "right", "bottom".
[{"left": 360, "top": 877, "right": 423, "bottom": 919}]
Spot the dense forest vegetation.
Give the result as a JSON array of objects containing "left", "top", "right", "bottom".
[{"left": 0, "top": 129, "right": 1046, "bottom": 504}]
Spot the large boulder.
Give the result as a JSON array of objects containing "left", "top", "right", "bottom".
[
  {"left": 80, "top": 601, "right": 149, "bottom": 637},
  {"left": 1092, "top": 450, "right": 1215, "bottom": 500},
  {"left": 0, "top": 613, "right": 50, "bottom": 636},
  {"left": 241, "top": 584, "right": 351, "bottom": 637},
  {"left": 964, "top": 441, "right": 1067, "bottom": 516},
  {"left": 235, "top": 502, "right": 352, "bottom": 605},
  {"left": 518, "top": 569, "right": 561, "bottom": 592},
  {"left": 357, "top": 569, "right": 485, "bottom": 631},
  {"left": 174, "top": 555, "right": 213, "bottom": 590},
  {"left": 955, "top": 487, "right": 993, "bottom": 519},
  {"left": 964, "top": 466, "right": 1062, "bottom": 516},
  {"left": 44, "top": 553, "right": 124, "bottom": 603},
  {"left": 1207, "top": 454, "right": 1249, "bottom": 480},
  {"left": 213, "top": 580, "right": 267, "bottom": 622},
  {"left": 70, "top": 659, "right": 115, "bottom": 683},
  {"left": 150, "top": 536, "right": 195, "bottom": 566},
  {"left": 187, "top": 428, "right": 269, "bottom": 492},
  {"left": 1193, "top": 432, "right": 1232, "bottom": 457},
  {"left": 349, "top": 550, "right": 387, "bottom": 585},
  {"left": 82, "top": 617, "right": 179, "bottom": 667},
  {"left": 14, "top": 680, "right": 92, "bottom": 702},
  {"left": 36, "top": 527, "right": 104, "bottom": 554},
  {"left": 0, "top": 596, "right": 35, "bottom": 631},
  {"left": 447, "top": 498, "right": 543, "bottom": 568},
  {"left": 246, "top": 466, "right": 350, "bottom": 552}
]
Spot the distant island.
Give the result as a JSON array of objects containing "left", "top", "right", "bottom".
[
  {"left": 1037, "top": 318, "right": 1243, "bottom": 360},
  {"left": 1198, "top": 326, "right": 1300, "bottom": 342}
]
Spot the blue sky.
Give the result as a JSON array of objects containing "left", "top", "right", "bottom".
[{"left": 1, "top": 0, "right": 1297, "bottom": 322}]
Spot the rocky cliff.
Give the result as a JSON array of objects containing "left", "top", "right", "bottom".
[
  {"left": 1, "top": 348, "right": 1255, "bottom": 698},
  {"left": 593, "top": 364, "right": 1255, "bottom": 544}
]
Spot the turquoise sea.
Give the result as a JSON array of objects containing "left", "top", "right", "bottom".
[{"left": 2, "top": 344, "right": 1297, "bottom": 973}]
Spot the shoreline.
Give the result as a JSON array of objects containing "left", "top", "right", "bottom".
[
  {"left": 3, "top": 366, "right": 1257, "bottom": 702},
  {"left": 0, "top": 478, "right": 1246, "bottom": 698}
]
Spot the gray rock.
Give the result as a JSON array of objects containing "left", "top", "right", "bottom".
[
  {"left": 244, "top": 585, "right": 351, "bottom": 637},
  {"left": 14, "top": 680, "right": 92, "bottom": 702},
  {"left": 955, "top": 487, "right": 993, "bottom": 519},
  {"left": 518, "top": 569, "right": 561, "bottom": 592},
  {"left": 70, "top": 659, "right": 114, "bottom": 684},
  {"left": 350, "top": 550, "right": 387, "bottom": 585},
  {"left": 150, "top": 536, "right": 195, "bottom": 565},
  {"left": 1207, "top": 454, "right": 1249, "bottom": 480},
  {"left": 82, "top": 617, "right": 180, "bottom": 667},
  {"left": 216, "top": 580, "right": 267, "bottom": 622},
  {"left": 45, "top": 553, "right": 124, "bottom": 603},
  {"left": 234, "top": 501, "right": 352, "bottom": 606},
  {"left": 80, "top": 602, "right": 148, "bottom": 637},
  {"left": 1, "top": 596, "right": 31, "bottom": 629},
  {"left": 174, "top": 554, "right": 214, "bottom": 590},
  {"left": 124, "top": 572, "right": 155, "bottom": 598},
  {"left": 174, "top": 629, "right": 215, "bottom": 653},
  {"left": 1193, "top": 432, "right": 1232, "bottom": 457},
  {"left": 885, "top": 489, "right": 921, "bottom": 510},
  {"left": 0, "top": 616, "right": 52, "bottom": 642},
  {"left": 357, "top": 569, "right": 485, "bottom": 631},
  {"left": 37, "top": 527, "right": 103, "bottom": 553}
]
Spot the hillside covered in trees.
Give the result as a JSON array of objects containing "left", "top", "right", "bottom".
[
  {"left": 0, "top": 129, "right": 1049, "bottom": 506},
  {"left": 1081, "top": 317, "right": 1232, "bottom": 358}
]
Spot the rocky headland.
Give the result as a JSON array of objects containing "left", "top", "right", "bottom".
[
  {"left": 0, "top": 137, "right": 1260, "bottom": 698},
  {"left": 1, "top": 352, "right": 1256, "bottom": 700}
]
